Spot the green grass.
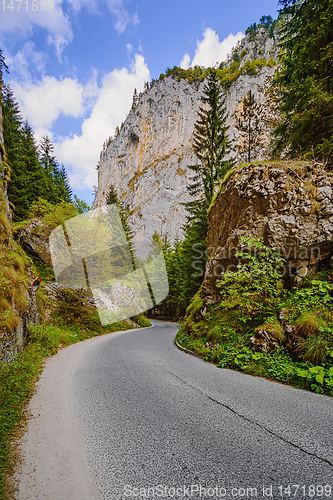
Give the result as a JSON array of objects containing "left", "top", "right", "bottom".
[
  {"left": 29, "top": 257, "right": 56, "bottom": 282},
  {"left": 176, "top": 316, "right": 333, "bottom": 397},
  {"left": 0, "top": 320, "right": 139, "bottom": 499}
]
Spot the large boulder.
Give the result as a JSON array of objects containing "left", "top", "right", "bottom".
[
  {"left": 14, "top": 218, "right": 52, "bottom": 266},
  {"left": 203, "top": 161, "right": 333, "bottom": 302}
]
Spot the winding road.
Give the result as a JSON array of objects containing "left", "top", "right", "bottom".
[{"left": 14, "top": 321, "right": 333, "bottom": 499}]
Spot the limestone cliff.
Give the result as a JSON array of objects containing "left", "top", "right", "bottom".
[{"left": 94, "top": 28, "right": 279, "bottom": 242}]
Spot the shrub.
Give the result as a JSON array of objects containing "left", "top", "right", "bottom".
[{"left": 216, "top": 236, "right": 287, "bottom": 324}]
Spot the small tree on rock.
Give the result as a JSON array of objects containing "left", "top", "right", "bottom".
[
  {"left": 235, "top": 90, "right": 264, "bottom": 164},
  {"left": 132, "top": 88, "right": 139, "bottom": 110}
]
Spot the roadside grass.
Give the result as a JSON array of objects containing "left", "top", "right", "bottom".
[
  {"left": 0, "top": 319, "right": 140, "bottom": 500},
  {"left": 175, "top": 321, "right": 333, "bottom": 397}
]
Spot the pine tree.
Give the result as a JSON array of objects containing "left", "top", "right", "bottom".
[
  {"left": 166, "top": 68, "right": 234, "bottom": 315},
  {"left": 56, "top": 165, "right": 73, "bottom": 202},
  {"left": 187, "top": 67, "right": 232, "bottom": 233},
  {"left": 21, "top": 120, "right": 45, "bottom": 205},
  {"left": 0, "top": 49, "right": 9, "bottom": 83},
  {"left": 131, "top": 88, "right": 138, "bottom": 110},
  {"left": 2, "top": 83, "right": 29, "bottom": 220},
  {"left": 105, "top": 184, "right": 134, "bottom": 244},
  {"left": 235, "top": 90, "right": 264, "bottom": 164},
  {"left": 38, "top": 135, "right": 61, "bottom": 204},
  {"left": 273, "top": 0, "right": 333, "bottom": 165},
  {"left": 259, "top": 15, "right": 273, "bottom": 28}
]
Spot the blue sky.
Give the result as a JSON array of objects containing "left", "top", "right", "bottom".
[{"left": 0, "top": 0, "right": 279, "bottom": 204}]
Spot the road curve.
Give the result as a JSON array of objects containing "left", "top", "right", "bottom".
[{"left": 14, "top": 321, "right": 333, "bottom": 499}]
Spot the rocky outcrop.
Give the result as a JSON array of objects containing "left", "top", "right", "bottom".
[
  {"left": 43, "top": 282, "right": 141, "bottom": 329},
  {"left": 203, "top": 161, "right": 333, "bottom": 303},
  {"left": 15, "top": 218, "right": 52, "bottom": 266},
  {"left": 94, "top": 28, "right": 279, "bottom": 243}
]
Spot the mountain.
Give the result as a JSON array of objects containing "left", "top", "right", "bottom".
[{"left": 94, "top": 26, "right": 280, "bottom": 243}]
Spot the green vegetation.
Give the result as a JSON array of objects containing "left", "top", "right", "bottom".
[
  {"left": 159, "top": 69, "right": 233, "bottom": 318},
  {"left": 274, "top": 0, "right": 333, "bottom": 165},
  {"left": 235, "top": 90, "right": 265, "bottom": 163},
  {"left": 1, "top": 84, "right": 73, "bottom": 221},
  {"left": 177, "top": 237, "right": 333, "bottom": 396},
  {"left": 0, "top": 319, "right": 138, "bottom": 499},
  {"left": 0, "top": 52, "right": 152, "bottom": 498},
  {"left": 187, "top": 68, "right": 233, "bottom": 230},
  {"left": 157, "top": 57, "right": 275, "bottom": 89}
]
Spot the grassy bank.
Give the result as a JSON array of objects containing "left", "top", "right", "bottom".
[
  {"left": 0, "top": 319, "right": 146, "bottom": 499},
  {"left": 175, "top": 322, "right": 333, "bottom": 396},
  {"left": 178, "top": 237, "right": 333, "bottom": 397}
]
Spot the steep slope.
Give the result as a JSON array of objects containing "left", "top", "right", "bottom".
[
  {"left": 0, "top": 95, "right": 39, "bottom": 362},
  {"left": 94, "top": 27, "right": 279, "bottom": 242}
]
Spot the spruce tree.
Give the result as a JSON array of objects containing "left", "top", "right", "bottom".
[
  {"left": 273, "top": 0, "right": 333, "bottom": 164},
  {"left": 21, "top": 120, "right": 45, "bottom": 204},
  {"left": 2, "top": 83, "right": 29, "bottom": 220},
  {"left": 131, "top": 88, "right": 139, "bottom": 110},
  {"left": 235, "top": 90, "right": 264, "bottom": 164},
  {"left": 187, "top": 67, "right": 232, "bottom": 234},
  {"left": 56, "top": 165, "right": 73, "bottom": 203},
  {"left": 38, "top": 135, "right": 61, "bottom": 204},
  {"left": 167, "top": 68, "right": 233, "bottom": 314},
  {"left": 106, "top": 184, "right": 134, "bottom": 244}
]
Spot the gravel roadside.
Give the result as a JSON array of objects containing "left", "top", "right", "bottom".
[{"left": 10, "top": 330, "right": 131, "bottom": 500}]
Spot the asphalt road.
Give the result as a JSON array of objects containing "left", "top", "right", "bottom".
[
  {"left": 73, "top": 320, "right": 333, "bottom": 499},
  {"left": 14, "top": 320, "right": 333, "bottom": 500}
]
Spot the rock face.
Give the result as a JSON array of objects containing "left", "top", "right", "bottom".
[
  {"left": 0, "top": 100, "right": 40, "bottom": 362},
  {"left": 94, "top": 28, "right": 279, "bottom": 243},
  {"left": 94, "top": 77, "right": 203, "bottom": 242},
  {"left": 203, "top": 161, "right": 333, "bottom": 303},
  {"left": 15, "top": 218, "right": 52, "bottom": 267}
]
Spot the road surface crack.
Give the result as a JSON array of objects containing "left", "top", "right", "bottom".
[{"left": 165, "top": 368, "right": 333, "bottom": 468}]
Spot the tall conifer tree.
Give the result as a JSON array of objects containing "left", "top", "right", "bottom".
[
  {"left": 164, "top": 68, "right": 234, "bottom": 315},
  {"left": 21, "top": 120, "right": 45, "bottom": 204},
  {"left": 2, "top": 83, "right": 29, "bottom": 220},
  {"left": 187, "top": 68, "right": 232, "bottom": 234},
  {"left": 274, "top": 0, "right": 333, "bottom": 164}
]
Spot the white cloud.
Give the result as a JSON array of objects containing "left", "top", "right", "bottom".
[
  {"left": 55, "top": 53, "right": 150, "bottom": 190},
  {"left": 5, "top": 42, "right": 47, "bottom": 81},
  {"left": 0, "top": 0, "right": 73, "bottom": 60},
  {"left": 0, "top": 0, "right": 139, "bottom": 60},
  {"left": 179, "top": 53, "right": 191, "bottom": 70},
  {"left": 66, "top": 0, "right": 139, "bottom": 33},
  {"left": 104, "top": 0, "right": 139, "bottom": 33},
  {"left": 12, "top": 76, "right": 85, "bottom": 131},
  {"left": 9, "top": 52, "right": 149, "bottom": 190},
  {"left": 181, "top": 28, "right": 244, "bottom": 69},
  {"left": 82, "top": 69, "right": 100, "bottom": 111}
]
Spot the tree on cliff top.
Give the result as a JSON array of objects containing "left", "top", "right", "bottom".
[
  {"left": 0, "top": 49, "right": 9, "bottom": 83},
  {"left": 273, "top": 0, "right": 333, "bottom": 165}
]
